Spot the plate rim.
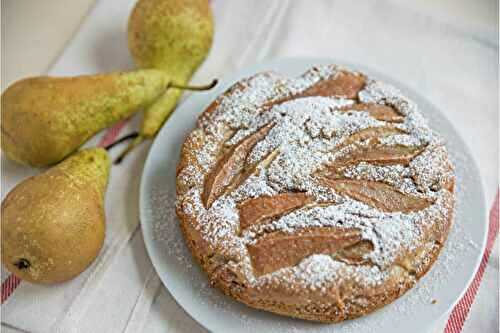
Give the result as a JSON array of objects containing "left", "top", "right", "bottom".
[{"left": 139, "top": 57, "right": 488, "bottom": 332}]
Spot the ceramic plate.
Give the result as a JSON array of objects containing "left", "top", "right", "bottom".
[{"left": 139, "top": 58, "right": 487, "bottom": 333}]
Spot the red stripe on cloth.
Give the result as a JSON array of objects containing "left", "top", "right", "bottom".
[
  {"left": 0, "top": 121, "right": 128, "bottom": 304},
  {"left": 445, "top": 192, "right": 499, "bottom": 333},
  {"left": 97, "top": 120, "right": 128, "bottom": 148},
  {"left": 1, "top": 275, "right": 22, "bottom": 304}
]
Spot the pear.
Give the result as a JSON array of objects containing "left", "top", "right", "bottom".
[
  {"left": 1, "top": 148, "right": 110, "bottom": 284},
  {"left": 119, "top": 0, "right": 214, "bottom": 160},
  {"left": 1, "top": 69, "right": 171, "bottom": 167}
]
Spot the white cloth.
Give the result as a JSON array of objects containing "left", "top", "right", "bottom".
[{"left": 1, "top": 0, "right": 498, "bottom": 332}]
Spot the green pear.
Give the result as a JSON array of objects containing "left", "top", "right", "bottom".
[
  {"left": 1, "top": 148, "right": 110, "bottom": 284},
  {"left": 1, "top": 69, "right": 171, "bottom": 167},
  {"left": 120, "top": 0, "right": 214, "bottom": 160}
]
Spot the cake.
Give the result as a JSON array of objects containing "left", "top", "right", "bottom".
[{"left": 175, "top": 64, "right": 455, "bottom": 322}]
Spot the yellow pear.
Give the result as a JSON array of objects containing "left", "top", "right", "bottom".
[
  {"left": 118, "top": 0, "right": 214, "bottom": 161},
  {"left": 1, "top": 69, "right": 171, "bottom": 167},
  {"left": 1, "top": 148, "right": 110, "bottom": 284}
]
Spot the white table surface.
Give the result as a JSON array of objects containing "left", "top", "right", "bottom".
[{"left": 1, "top": 1, "right": 498, "bottom": 332}]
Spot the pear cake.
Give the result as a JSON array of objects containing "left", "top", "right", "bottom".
[{"left": 175, "top": 64, "right": 455, "bottom": 322}]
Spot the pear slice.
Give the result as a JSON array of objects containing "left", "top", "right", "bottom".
[
  {"left": 341, "top": 127, "right": 405, "bottom": 147},
  {"left": 247, "top": 227, "right": 362, "bottom": 276},
  {"left": 332, "top": 143, "right": 425, "bottom": 168},
  {"left": 333, "top": 240, "right": 375, "bottom": 265},
  {"left": 299, "top": 70, "right": 366, "bottom": 99},
  {"left": 238, "top": 192, "right": 313, "bottom": 231},
  {"left": 262, "top": 70, "right": 366, "bottom": 109},
  {"left": 346, "top": 103, "right": 404, "bottom": 123},
  {"left": 202, "top": 123, "right": 273, "bottom": 208},
  {"left": 320, "top": 179, "right": 432, "bottom": 213}
]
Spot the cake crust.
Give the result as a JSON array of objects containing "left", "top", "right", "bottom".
[{"left": 175, "top": 65, "right": 455, "bottom": 323}]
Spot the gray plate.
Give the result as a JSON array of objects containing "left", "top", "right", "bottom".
[{"left": 139, "top": 58, "right": 487, "bottom": 333}]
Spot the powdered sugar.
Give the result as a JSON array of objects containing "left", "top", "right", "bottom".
[
  {"left": 257, "top": 254, "right": 388, "bottom": 292},
  {"left": 379, "top": 134, "right": 423, "bottom": 147},
  {"left": 175, "top": 64, "right": 456, "bottom": 307}
]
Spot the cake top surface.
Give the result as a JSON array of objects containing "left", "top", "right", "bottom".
[{"left": 176, "top": 64, "right": 455, "bottom": 292}]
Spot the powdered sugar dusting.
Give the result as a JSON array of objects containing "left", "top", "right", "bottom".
[
  {"left": 258, "top": 254, "right": 388, "bottom": 291},
  {"left": 172, "top": 64, "right": 459, "bottom": 323}
]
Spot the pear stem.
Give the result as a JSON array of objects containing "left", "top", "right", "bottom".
[
  {"left": 104, "top": 132, "right": 139, "bottom": 151},
  {"left": 167, "top": 79, "right": 218, "bottom": 91},
  {"left": 114, "top": 136, "right": 145, "bottom": 164}
]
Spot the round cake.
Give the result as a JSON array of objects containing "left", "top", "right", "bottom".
[{"left": 175, "top": 64, "right": 455, "bottom": 322}]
